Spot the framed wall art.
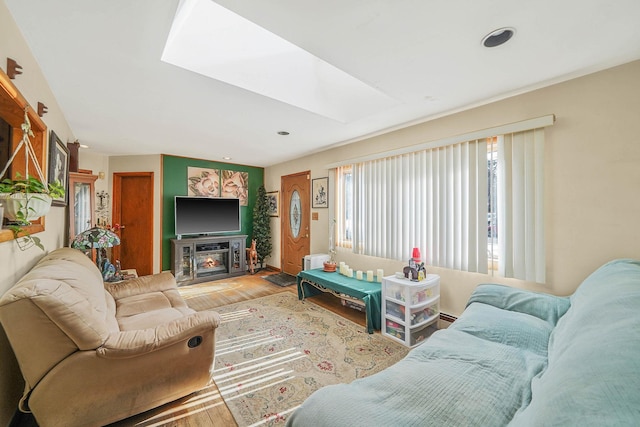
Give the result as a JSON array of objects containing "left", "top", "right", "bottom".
[
  {"left": 312, "top": 177, "right": 328, "bottom": 208},
  {"left": 266, "top": 191, "right": 279, "bottom": 217},
  {"left": 222, "top": 170, "right": 249, "bottom": 206},
  {"left": 187, "top": 167, "right": 220, "bottom": 197},
  {"left": 48, "top": 130, "right": 69, "bottom": 206}
]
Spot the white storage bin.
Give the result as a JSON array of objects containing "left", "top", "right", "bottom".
[
  {"left": 385, "top": 319, "right": 405, "bottom": 342},
  {"left": 384, "top": 276, "right": 439, "bottom": 304},
  {"left": 382, "top": 274, "right": 440, "bottom": 347},
  {"left": 409, "top": 299, "right": 439, "bottom": 326},
  {"left": 410, "top": 319, "right": 438, "bottom": 346}
]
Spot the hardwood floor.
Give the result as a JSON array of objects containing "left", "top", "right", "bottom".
[
  {"left": 107, "top": 271, "right": 368, "bottom": 427},
  {"left": 177, "top": 271, "right": 368, "bottom": 325}
]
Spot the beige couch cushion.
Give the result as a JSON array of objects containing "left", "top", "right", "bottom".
[
  {"left": 0, "top": 248, "right": 114, "bottom": 389},
  {"left": 116, "top": 292, "right": 190, "bottom": 330},
  {"left": 106, "top": 271, "right": 196, "bottom": 330}
]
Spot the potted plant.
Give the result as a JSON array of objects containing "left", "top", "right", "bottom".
[
  {"left": 323, "top": 219, "right": 337, "bottom": 272},
  {"left": 0, "top": 173, "right": 65, "bottom": 250},
  {"left": 252, "top": 185, "right": 273, "bottom": 270},
  {"left": 0, "top": 173, "right": 64, "bottom": 222},
  {"left": 323, "top": 249, "right": 337, "bottom": 272}
]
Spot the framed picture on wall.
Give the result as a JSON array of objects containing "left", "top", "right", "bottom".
[
  {"left": 187, "top": 167, "right": 220, "bottom": 197},
  {"left": 48, "top": 130, "right": 69, "bottom": 206},
  {"left": 221, "top": 170, "right": 249, "bottom": 206},
  {"left": 312, "top": 177, "right": 328, "bottom": 208},
  {"left": 267, "top": 191, "right": 279, "bottom": 217}
]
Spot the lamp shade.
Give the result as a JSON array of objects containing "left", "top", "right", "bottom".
[{"left": 71, "top": 226, "right": 120, "bottom": 249}]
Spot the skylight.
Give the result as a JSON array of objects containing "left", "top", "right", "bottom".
[{"left": 161, "top": 0, "right": 398, "bottom": 123}]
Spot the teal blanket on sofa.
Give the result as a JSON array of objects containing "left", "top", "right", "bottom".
[{"left": 287, "top": 259, "right": 640, "bottom": 426}]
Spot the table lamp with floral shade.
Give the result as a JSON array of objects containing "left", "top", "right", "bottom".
[{"left": 71, "top": 226, "right": 120, "bottom": 279}]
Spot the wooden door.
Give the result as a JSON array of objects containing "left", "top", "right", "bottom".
[
  {"left": 281, "top": 171, "right": 310, "bottom": 276},
  {"left": 112, "top": 172, "right": 154, "bottom": 276}
]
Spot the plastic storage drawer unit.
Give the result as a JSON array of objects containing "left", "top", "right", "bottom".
[{"left": 382, "top": 274, "right": 440, "bottom": 347}]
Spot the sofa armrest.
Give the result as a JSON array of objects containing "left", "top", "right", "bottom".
[
  {"left": 97, "top": 311, "right": 221, "bottom": 358},
  {"left": 105, "top": 271, "right": 177, "bottom": 299},
  {"left": 466, "top": 284, "right": 570, "bottom": 326}
]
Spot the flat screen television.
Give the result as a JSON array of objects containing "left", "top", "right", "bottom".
[{"left": 174, "top": 196, "right": 241, "bottom": 237}]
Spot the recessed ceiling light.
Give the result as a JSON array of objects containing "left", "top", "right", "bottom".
[
  {"left": 482, "top": 27, "right": 515, "bottom": 48},
  {"left": 222, "top": 156, "right": 232, "bottom": 160},
  {"left": 277, "top": 131, "right": 290, "bottom": 136},
  {"left": 79, "top": 144, "right": 89, "bottom": 149}
]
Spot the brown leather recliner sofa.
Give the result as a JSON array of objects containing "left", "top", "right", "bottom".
[{"left": 0, "top": 247, "right": 221, "bottom": 426}]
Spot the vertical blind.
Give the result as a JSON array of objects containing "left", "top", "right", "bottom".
[
  {"left": 343, "top": 139, "right": 488, "bottom": 273},
  {"left": 336, "top": 127, "right": 546, "bottom": 282},
  {"left": 498, "top": 128, "right": 545, "bottom": 282}
]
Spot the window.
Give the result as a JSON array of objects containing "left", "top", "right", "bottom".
[
  {"left": 335, "top": 127, "right": 546, "bottom": 283},
  {"left": 0, "top": 117, "right": 11, "bottom": 174},
  {"left": 335, "top": 165, "right": 353, "bottom": 248},
  {"left": 488, "top": 137, "right": 498, "bottom": 269},
  {"left": 496, "top": 129, "right": 545, "bottom": 282}
]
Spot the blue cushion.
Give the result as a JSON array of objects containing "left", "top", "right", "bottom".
[
  {"left": 451, "top": 302, "right": 553, "bottom": 357},
  {"left": 467, "top": 283, "right": 570, "bottom": 326}
]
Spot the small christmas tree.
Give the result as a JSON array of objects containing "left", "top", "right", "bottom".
[{"left": 252, "top": 185, "right": 272, "bottom": 269}]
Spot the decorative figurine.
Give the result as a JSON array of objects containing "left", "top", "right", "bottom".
[
  {"left": 247, "top": 239, "right": 258, "bottom": 274},
  {"left": 403, "top": 264, "right": 418, "bottom": 281},
  {"left": 404, "top": 247, "right": 426, "bottom": 281},
  {"left": 416, "top": 262, "right": 426, "bottom": 281}
]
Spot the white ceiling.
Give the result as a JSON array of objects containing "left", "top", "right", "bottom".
[{"left": 5, "top": 0, "right": 640, "bottom": 167}]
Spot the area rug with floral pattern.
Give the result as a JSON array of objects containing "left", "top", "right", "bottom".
[{"left": 210, "top": 292, "right": 409, "bottom": 426}]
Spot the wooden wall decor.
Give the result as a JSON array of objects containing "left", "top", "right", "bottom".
[
  {"left": 7, "top": 58, "right": 22, "bottom": 79},
  {"left": 37, "top": 102, "right": 48, "bottom": 117},
  {"left": 67, "top": 140, "right": 80, "bottom": 172}
]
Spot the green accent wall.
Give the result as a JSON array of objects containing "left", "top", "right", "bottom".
[{"left": 161, "top": 155, "right": 264, "bottom": 271}]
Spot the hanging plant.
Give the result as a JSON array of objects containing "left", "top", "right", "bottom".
[
  {"left": 0, "top": 175, "right": 65, "bottom": 250},
  {"left": 0, "top": 174, "right": 64, "bottom": 219},
  {"left": 0, "top": 107, "right": 65, "bottom": 250}
]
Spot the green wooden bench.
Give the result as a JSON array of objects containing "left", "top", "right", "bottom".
[{"left": 297, "top": 269, "right": 382, "bottom": 334}]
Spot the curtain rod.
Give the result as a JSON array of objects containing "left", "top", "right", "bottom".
[{"left": 326, "top": 114, "right": 555, "bottom": 169}]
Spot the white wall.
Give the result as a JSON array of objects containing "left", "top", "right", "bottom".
[
  {"left": 0, "top": 3, "right": 76, "bottom": 291},
  {"left": 80, "top": 150, "right": 110, "bottom": 197},
  {"left": 266, "top": 60, "right": 640, "bottom": 317},
  {"left": 0, "top": 2, "right": 78, "bottom": 423}
]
